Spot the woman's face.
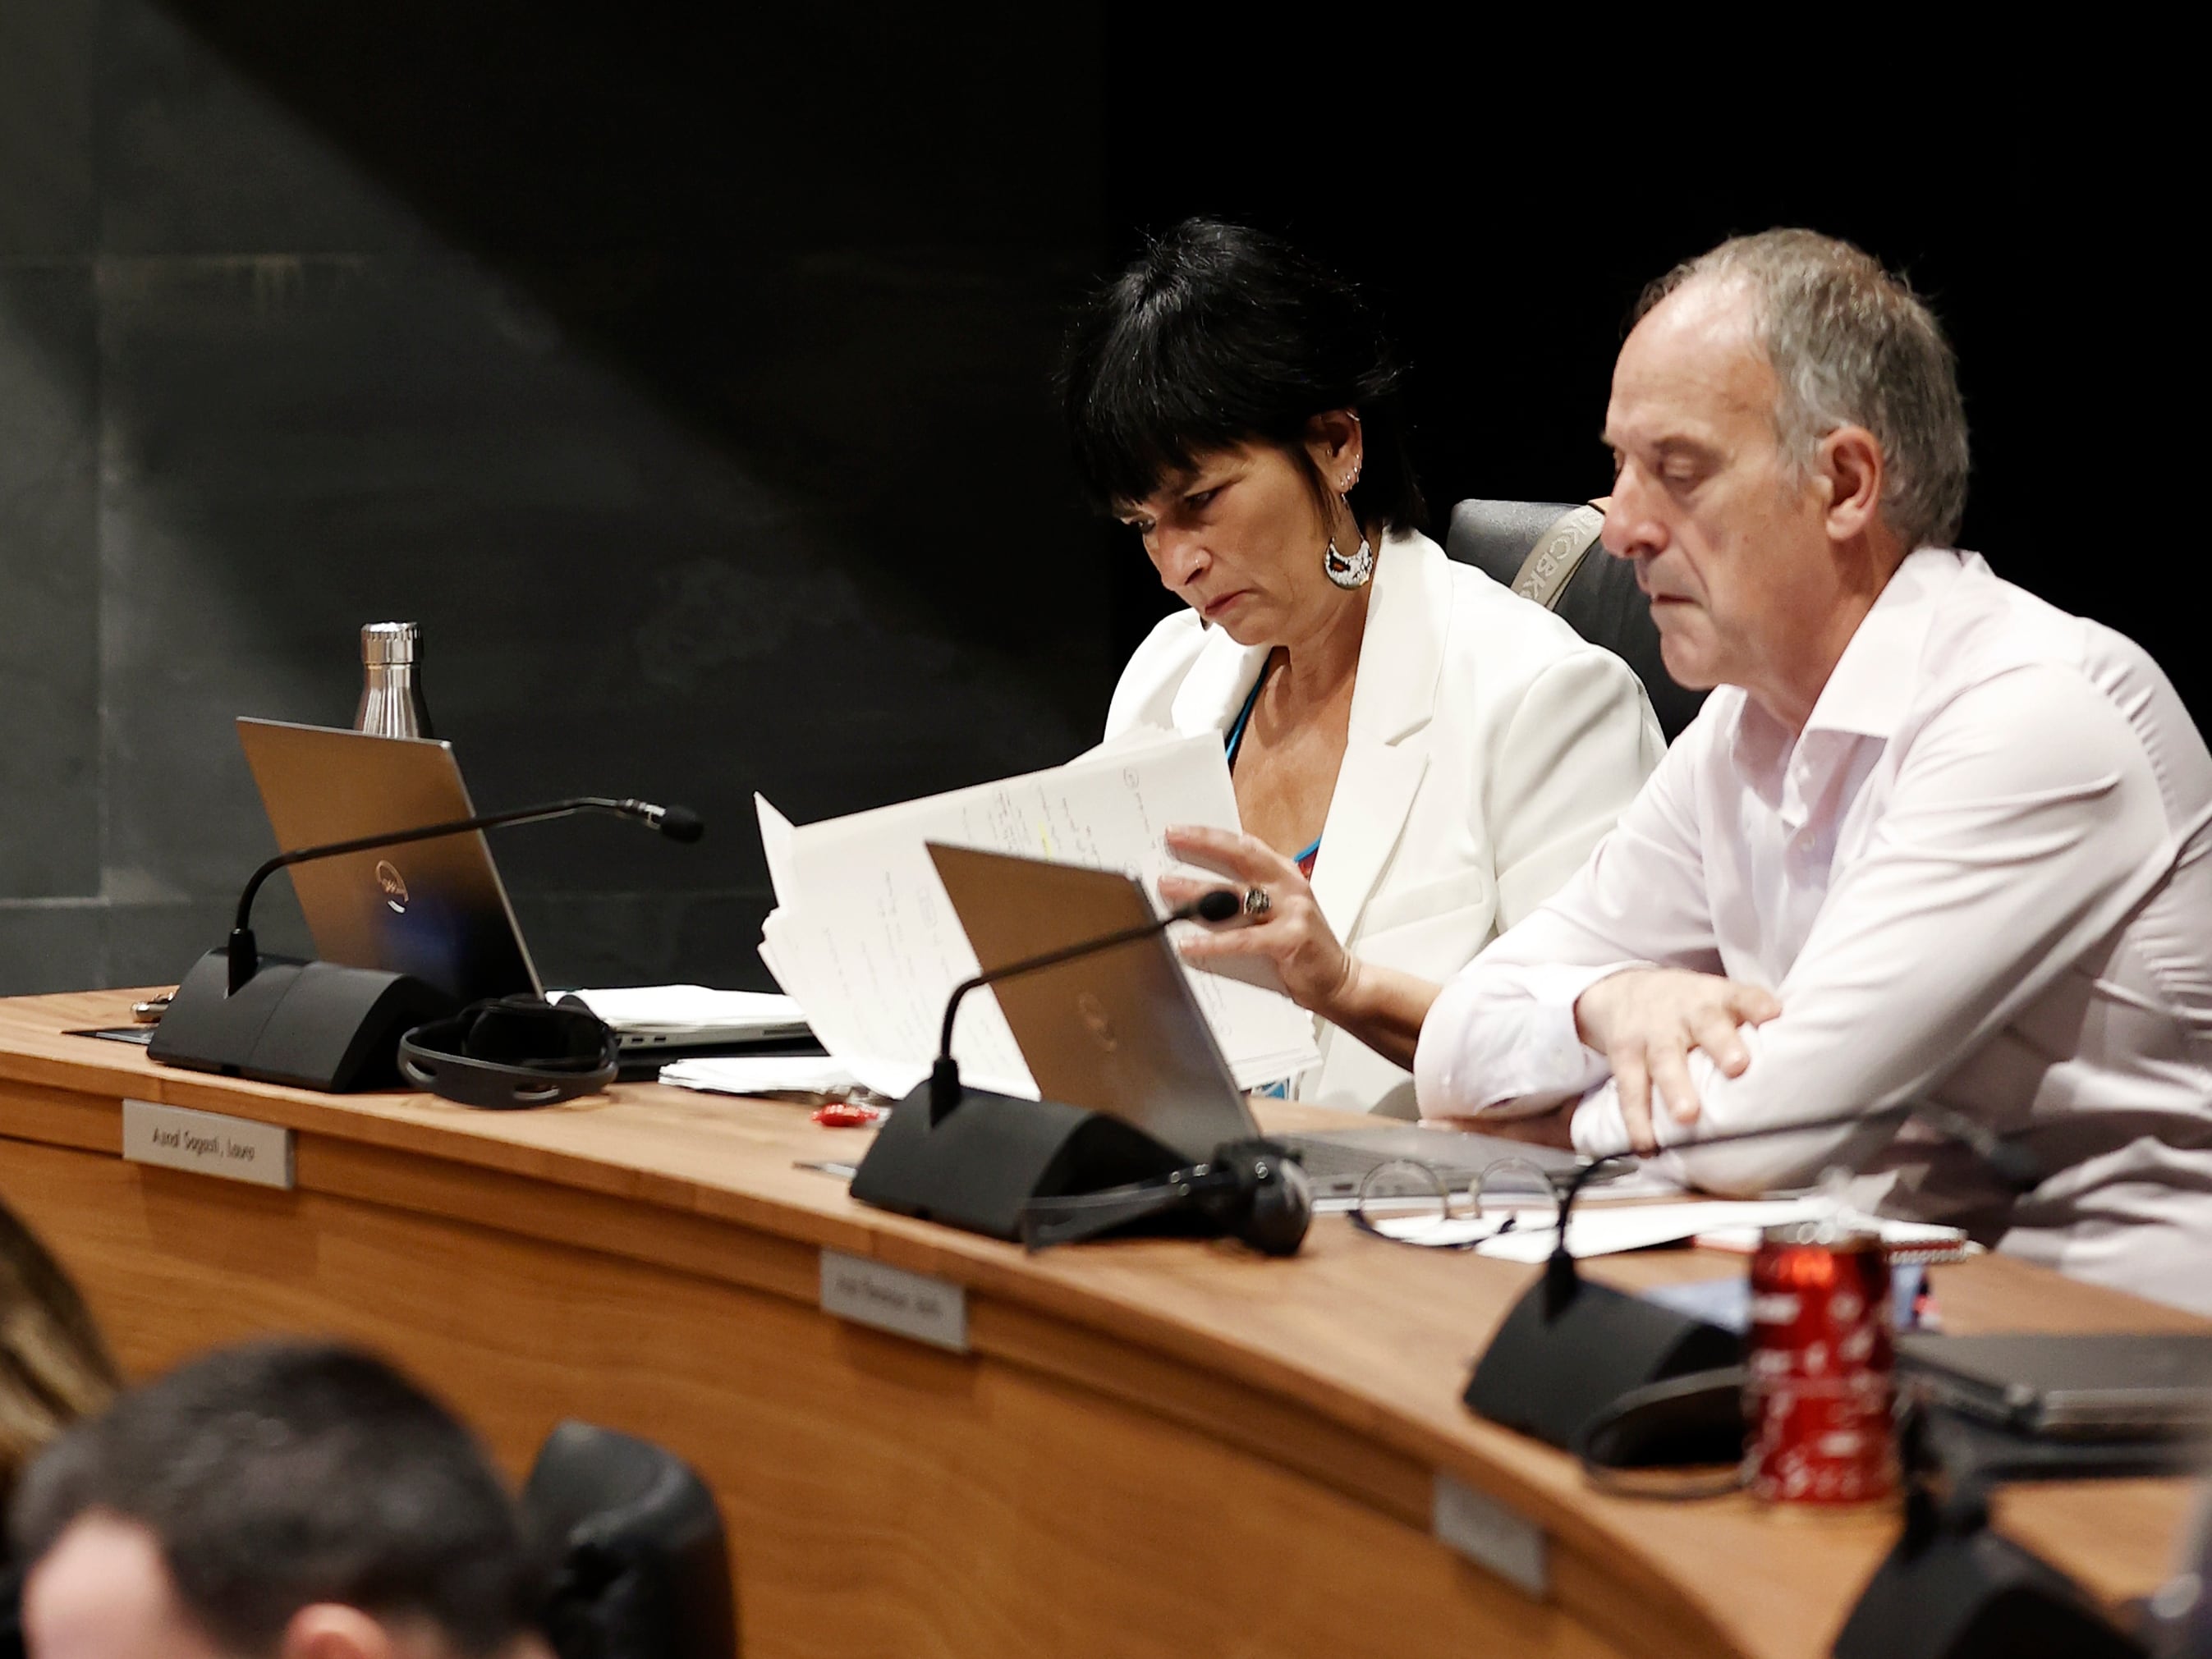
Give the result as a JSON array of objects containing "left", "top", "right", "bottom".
[{"left": 1117, "top": 420, "right": 1363, "bottom": 648}]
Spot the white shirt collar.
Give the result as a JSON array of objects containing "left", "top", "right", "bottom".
[{"left": 1731, "top": 547, "right": 1962, "bottom": 770}]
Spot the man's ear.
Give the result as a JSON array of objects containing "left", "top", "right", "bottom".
[
  {"left": 1818, "top": 424, "right": 1885, "bottom": 542},
  {"left": 279, "top": 1604, "right": 400, "bottom": 1659}
]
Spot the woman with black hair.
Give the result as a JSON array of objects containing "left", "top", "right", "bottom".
[{"left": 1063, "top": 219, "right": 1664, "bottom": 1116}]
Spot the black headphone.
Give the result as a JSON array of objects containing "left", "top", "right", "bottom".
[
  {"left": 1017, "top": 1139, "right": 1312, "bottom": 1256},
  {"left": 398, "top": 997, "right": 619, "bottom": 1109}
]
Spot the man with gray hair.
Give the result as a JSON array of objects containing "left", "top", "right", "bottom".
[{"left": 1415, "top": 230, "right": 2212, "bottom": 1314}]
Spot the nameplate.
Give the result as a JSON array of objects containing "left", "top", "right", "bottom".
[
  {"left": 819, "top": 1249, "right": 968, "bottom": 1353},
  {"left": 122, "top": 1099, "right": 296, "bottom": 1191},
  {"left": 1432, "top": 1472, "right": 1548, "bottom": 1597}
]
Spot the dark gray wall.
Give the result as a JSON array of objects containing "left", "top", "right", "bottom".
[
  {"left": 2, "top": 12, "right": 2171, "bottom": 1003},
  {"left": 1, "top": 0, "right": 1112, "bottom": 995}
]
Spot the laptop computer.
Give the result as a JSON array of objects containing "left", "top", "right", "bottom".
[
  {"left": 236, "top": 719, "right": 800, "bottom": 1055},
  {"left": 239, "top": 718, "right": 540, "bottom": 1006},
  {"left": 1899, "top": 1333, "right": 2212, "bottom": 1441},
  {"left": 925, "top": 842, "right": 1584, "bottom": 1194}
]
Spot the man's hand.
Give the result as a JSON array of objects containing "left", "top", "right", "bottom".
[{"left": 1573, "top": 969, "right": 1782, "bottom": 1153}]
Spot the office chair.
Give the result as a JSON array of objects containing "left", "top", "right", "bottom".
[
  {"left": 527, "top": 1420, "right": 737, "bottom": 1659},
  {"left": 1444, "top": 498, "right": 1707, "bottom": 742}
]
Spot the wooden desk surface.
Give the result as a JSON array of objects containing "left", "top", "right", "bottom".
[{"left": 1, "top": 990, "right": 2200, "bottom": 1659}]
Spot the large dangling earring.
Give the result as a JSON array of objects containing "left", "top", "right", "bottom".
[{"left": 1321, "top": 476, "right": 1372, "bottom": 590}]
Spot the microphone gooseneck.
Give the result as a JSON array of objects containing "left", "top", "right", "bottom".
[
  {"left": 226, "top": 795, "right": 702, "bottom": 994},
  {"left": 1544, "top": 1153, "right": 1635, "bottom": 1317},
  {"left": 927, "top": 887, "right": 1243, "bottom": 1126}
]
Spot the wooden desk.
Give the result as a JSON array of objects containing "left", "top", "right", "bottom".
[{"left": 1, "top": 990, "right": 2199, "bottom": 1658}]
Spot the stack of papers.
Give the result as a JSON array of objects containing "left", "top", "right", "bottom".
[{"left": 749, "top": 730, "right": 1322, "bottom": 1101}]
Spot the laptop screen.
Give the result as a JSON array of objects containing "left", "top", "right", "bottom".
[
  {"left": 926, "top": 842, "right": 1257, "bottom": 1162},
  {"left": 236, "top": 718, "right": 540, "bottom": 1005}
]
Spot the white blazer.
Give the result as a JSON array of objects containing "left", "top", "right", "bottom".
[{"left": 1105, "top": 529, "right": 1664, "bottom": 1116}]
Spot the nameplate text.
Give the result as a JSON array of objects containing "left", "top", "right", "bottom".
[
  {"left": 819, "top": 1249, "right": 968, "bottom": 1353},
  {"left": 1433, "top": 1471, "right": 1549, "bottom": 1597},
  {"left": 122, "top": 1099, "right": 296, "bottom": 1191}
]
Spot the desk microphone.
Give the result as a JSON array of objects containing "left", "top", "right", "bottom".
[
  {"left": 926, "top": 886, "right": 1241, "bottom": 1125},
  {"left": 1467, "top": 1098, "right": 2043, "bottom": 1451},
  {"left": 848, "top": 880, "right": 1245, "bottom": 1241},
  {"left": 225, "top": 796, "right": 703, "bottom": 993},
  {"left": 151, "top": 794, "right": 702, "bottom": 1092},
  {"left": 1495, "top": 1111, "right": 2138, "bottom": 1659}
]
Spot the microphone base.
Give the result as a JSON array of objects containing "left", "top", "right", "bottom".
[
  {"left": 850, "top": 1083, "right": 1186, "bottom": 1240},
  {"left": 149, "top": 948, "right": 457, "bottom": 1093},
  {"left": 1464, "top": 1275, "right": 1742, "bottom": 1450},
  {"left": 1835, "top": 1507, "right": 2147, "bottom": 1658}
]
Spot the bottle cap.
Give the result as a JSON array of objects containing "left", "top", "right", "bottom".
[{"left": 361, "top": 621, "right": 420, "bottom": 667}]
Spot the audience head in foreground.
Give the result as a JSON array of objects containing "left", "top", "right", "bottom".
[
  {"left": 10, "top": 1340, "right": 552, "bottom": 1659},
  {"left": 1062, "top": 218, "right": 1663, "bottom": 1114},
  {"left": 0, "top": 1207, "right": 118, "bottom": 1520},
  {"left": 1416, "top": 230, "right": 2212, "bottom": 1315}
]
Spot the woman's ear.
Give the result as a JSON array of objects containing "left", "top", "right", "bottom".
[{"left": 1303, "top": 409, "right": 1363, "bottom": 488}]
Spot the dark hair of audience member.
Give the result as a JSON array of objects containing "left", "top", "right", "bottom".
[
  {"left": 0, "top": 1203, "right": 119, "bottom": 1519},
  {"left": 8, "top": 1340, "right": 547, "bottom": 1657},
  {"left": 1058, "top": 217, "right": 1425, "bottom": 533}
]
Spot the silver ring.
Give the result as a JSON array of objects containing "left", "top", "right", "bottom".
[{"left": 1242, "top": 885, "right": 1272, "bottom": 919}]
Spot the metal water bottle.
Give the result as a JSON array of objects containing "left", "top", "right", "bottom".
[{"left": 355, "top": 621, "right": 434, "bottom": 740}]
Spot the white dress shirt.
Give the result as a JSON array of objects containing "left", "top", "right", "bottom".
[
  {"left": 1108, "top": 529, "right": 1664, "bottom": 1116},
  {"left": 1416, "top": 548, "right": 2212, "bottom": 1314}
]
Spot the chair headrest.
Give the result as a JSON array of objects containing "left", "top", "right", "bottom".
[
  {"left": 526, "top": 1421, "right": 735, "bottom": 1659},
  {"left": 1442, "top": 495, "right": 1709, "bottom": 742},
  {"left": 1446, "top": 498, "right": 1583, "bottom": 585}
]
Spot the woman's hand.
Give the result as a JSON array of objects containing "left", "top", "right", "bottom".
[
  {"left": 1159, "top": 825, "right": 1443, "bottom": 1073},
  {"left": 1158, "top": 825, "right": 1353, "bottom": 1018}
]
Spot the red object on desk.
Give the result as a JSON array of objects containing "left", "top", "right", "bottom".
[
  {"left": 811, "top": 1100, "right": 887, "bottom": 1128},
  {"left": 1746, "top": 1222, "right": 1897, "bottom": 1505}
]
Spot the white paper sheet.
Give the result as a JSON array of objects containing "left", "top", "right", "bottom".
[
  {"left": 750, "top": 731, "right": 1320, "bottom": 1101},
  {"left": 563, "top": 984, "right": 805, "bottom": 1036},
  {"left": 1473, "top": 1198, "right": 1836, "bottom": 1263},
  {"left": 657, "top": 1054, "right": 861, "bottom": 1097},
  {"left": 1471, "top": 1197, "right": 1974, "bottom": 1264}
]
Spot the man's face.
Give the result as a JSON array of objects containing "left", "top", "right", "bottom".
[
  {"left": 1599, "top": 277, "right": 1838, "bottom": 705},
  {"left": 22, "top": 1515, "right": 230, "bottom": 1659}
]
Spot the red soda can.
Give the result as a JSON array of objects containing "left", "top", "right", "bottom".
[{"left": 1745, "top": 1220, "right": 1897, "bottom": 1505}]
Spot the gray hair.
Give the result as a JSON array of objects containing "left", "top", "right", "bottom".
[{"left": 1636, "top": 230, "right": 1970, "bottom": 551}]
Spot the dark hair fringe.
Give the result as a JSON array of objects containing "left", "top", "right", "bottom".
[{"left": 1057, "top": 218, "right": 1425, "bottom": 533}]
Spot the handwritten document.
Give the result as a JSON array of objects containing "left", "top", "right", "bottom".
[{"left": 754, "top": 730, "right": 1321, "bottom": 1099}]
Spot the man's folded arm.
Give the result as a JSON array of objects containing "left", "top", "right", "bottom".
[{"left": 1572, "top": 667, "right": 2173, "bottom": 1191}]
